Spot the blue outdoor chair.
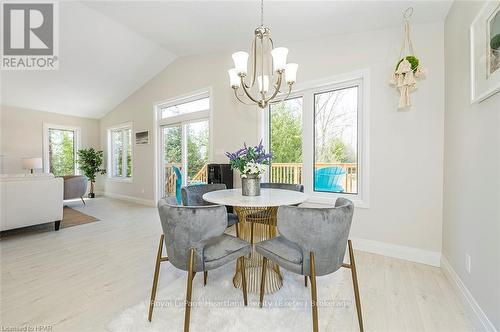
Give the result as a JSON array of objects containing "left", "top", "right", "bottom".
[
  {"left": 173, "top": 166, "right": 183, "bottom": 204},
  {"left": 314, "top": 166, "right": 346, "bottom": 192}
]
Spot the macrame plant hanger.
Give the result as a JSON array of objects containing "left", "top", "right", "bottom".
[{"left": 390, "top": 7, "right": 426, "bottom": 109}]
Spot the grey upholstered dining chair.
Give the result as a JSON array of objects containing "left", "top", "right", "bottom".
[
  {"left": 148, "top": 197, "right": 251, "bottom": 332},
  {"left": 181, "top": 184, "right": 239, "bottom": 232},
  {"left": 246, "top": 182, "right": 305, "bottom": 244},
  {"left": 260, "top": 182, "right": 304, "bottom": 193},
  {"left": 255, "top": 198, "right": 363, "bottom": 332}
]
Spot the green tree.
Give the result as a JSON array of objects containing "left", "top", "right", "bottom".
[
  {"left": 187, "top": 122, "right": 208, "bottom": 182},
  {"left": 49, "top": 129, "right": 75, "bottom": 176},
  {"left": 270, "top": 101, "right": 302, "bottom": 163},
  {"left": 325, "top": 138, "right": 355, "bottom": 163}
]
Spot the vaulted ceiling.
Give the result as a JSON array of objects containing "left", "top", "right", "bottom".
[{"left": 1, "top": 1, "right": 452, "bottom": 119}]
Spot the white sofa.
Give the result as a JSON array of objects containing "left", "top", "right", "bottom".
[{"left": 0, "top": 173, "right": 63, "bottom": 231}]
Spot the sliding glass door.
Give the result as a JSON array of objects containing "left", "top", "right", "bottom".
[
  {"left": 157, "top": 92, "right": 211, "bottom": 200},
  {"left": 162, "top": 125, "right": 182, "bottom": 197},
  {"left": 160, "top": 119, "right": 209, "bottom": 198}
]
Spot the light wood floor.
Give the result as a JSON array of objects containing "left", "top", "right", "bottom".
[{"left": 1, "top": 197, "right": 474, "bottom": 332}]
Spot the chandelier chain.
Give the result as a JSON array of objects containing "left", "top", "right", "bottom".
[{"left": 260, "top": 0, "right": 264, "bottom": 26}]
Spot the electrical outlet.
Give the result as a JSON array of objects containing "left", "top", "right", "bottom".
[{"left": 465, "top": 254, "right": 471, "bottom": 274}]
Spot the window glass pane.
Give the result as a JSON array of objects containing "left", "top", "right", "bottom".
[
  {"left": 161, "top": 97, "right": 209, "bottom": 119},
  {"left": 314, "top": 86, "right": 358, "bottom": 194},
  {"left": 126, "top": 129, "right": 132, "bottom": 177},
  {"left": 187, "top": 120, "right": 209, "bottom": 185},
  {"left": 111, "top": 129, "right": 123, "bottom": 177},
  {"left": 48, "top": 129, "right": 75, "bottom": 176},
  {"left": 269, "top": 97, "right": 303, "bottom": 184},
  {"left": 163, "top": 125, "right": 182, "bottom": 197}
]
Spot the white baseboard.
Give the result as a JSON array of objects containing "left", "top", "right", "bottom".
[
  {"left": 95, "top": 191, "right": 155, "bottom": 207},
  {"left": 441, "top": 256, "right": 497, "bottom": 332},
  {"left": 350, "top": 237, "right": 441, "bottom": 267}
]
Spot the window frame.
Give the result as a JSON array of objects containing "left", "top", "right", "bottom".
[
  {"left": 43, "top": 123, "right": 81, "bottom": 175},
  {"left": 107, "top": 122, "right": 133, "bottom": 183},
  {"left": 153, "top": 88, "right": 213, "bottom": 201},
  {"left": 262, "top": 70, "right": 370, "bottom": 208}
]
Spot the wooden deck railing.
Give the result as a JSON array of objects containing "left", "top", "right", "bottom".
[
  {"left": 164, "top": 163, "right": 208, "bottom": 195},
  {"left": 270, "top": 162, "right": 357, "bottom": 193},
  {"left": 165, "top": 162, "right": 357, "bottom": 195}
]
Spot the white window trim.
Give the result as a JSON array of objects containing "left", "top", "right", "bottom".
[
  {"left": 107, "top": 122, "right": 133, "bottom": 183},
  {"left": 43, "top": 123, "right": 81, "bottom": 175},
  {"left": 153, "top": 87, "right": 213, "bottom": 202},
  {"left": 261, "top": 69, "right": 370, "bottom": 208}
]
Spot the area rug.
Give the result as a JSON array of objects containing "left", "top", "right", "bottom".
[
  {"left": 61, "top": 206, "right": 99, "bottom": 228},
  {"left": 108, "top": 261, "right": 359, "bottom": 332}
]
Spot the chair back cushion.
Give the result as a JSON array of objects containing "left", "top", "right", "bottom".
[
  {"left": 277, "top": 197, "right": 354, "bottom": 276},
  {"left": 181, "top": 183, "right": 227, "bottom": 206},
  {"left": 157, "top": 197, "right": 227, "bottom": 272},
  {"left": 260, "top": 182, "right": 304, "bottom": 192}
]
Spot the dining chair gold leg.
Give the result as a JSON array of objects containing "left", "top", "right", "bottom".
[
  {"left": 184, "top": 248, "right": 195, "bottom": 332},
  {"left": 305, "top": 276, "right": 308, "bottom": 287},
  {"left": 235, "top": 223, "right": 240, "bottom": 238},
  {"left": 348, "top": 240, "right": 364, "bottom": 332},
  {"left": 148, "top": 234, "right": 165, "bottom": 322},
  {"left": 259, "top": 257, "right": 268, "bottom": 308},
  {"left": 310, "top": 252, "right": 319, "bottom": 332},
  {"left": 240, "top": 257, "right": 248, "bottom": 306}
]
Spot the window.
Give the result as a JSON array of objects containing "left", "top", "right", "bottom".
[
  {"left": 314, "top": 86, "right": 358, "bottom": 194},
  {"left": 156, "top": 91, "right": 211, "bottom": 199},
  {"left": 265, "top": 71, "right": 368, "bottom": 206},
  {"left": 108, "top": 124, "right": 132, "bottom": 180},
  {"left": 43, "top": 124, "right": 80, "bottom": 176},
  {"left": 269, "top": 97, "right": 303, "bottom": 184},
  {"left": 161, "top": 97, "right": 210, "bottom": 118}
]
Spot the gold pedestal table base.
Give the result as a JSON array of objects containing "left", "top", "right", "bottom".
[{"left": 232, "top": 206, "right": 283, "bottom": 294}]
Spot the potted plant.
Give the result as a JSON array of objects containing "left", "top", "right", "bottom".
[
  {"left": 226, "top": 141, "right": 272, "bottom": 196},
  {"left": 77, "top": 148, "right": 106, "bottom": 198}
]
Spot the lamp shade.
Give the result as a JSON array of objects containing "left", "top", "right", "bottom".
[
  {"left": 257, "top": 75, "right": 270, "bottom": 93},
  {"left": 228, "top": 69, "right": 241, "bottom": 88},
  {"left": 285, "top": 63, "right": 298, "bottom": 84},
  {"left": 22, "top": 158, "right": 42, "bottom": 170},
  {"left": 232, "top": 51, "right": 249, "bottom": 75},
  {"left": 271, "top": 47, "right": 288, "bottom": 72}
]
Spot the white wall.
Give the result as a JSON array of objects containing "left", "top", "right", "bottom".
[
  {"left": 0, "top": 105, "right": 100, "bottom": 174},
  {"left": 443, "top": 1, "right": 500, "bottom": 330},
  {"left": 100, "top": 21, "right": 445, "bottom": 260}
]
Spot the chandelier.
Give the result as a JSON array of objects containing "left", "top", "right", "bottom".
[{"left": 228, "top": 0, "right": 298, "bottom": 109}]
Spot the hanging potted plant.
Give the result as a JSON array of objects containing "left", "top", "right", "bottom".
[
  {"left": 389, "top": 8, "right": 427, "bottom": 109},
  {"left": 226, "top": 141, "right": 272, "bottom": 196},
  {"left": 77, "top": 148, "right": 106, "bottom": 198}
]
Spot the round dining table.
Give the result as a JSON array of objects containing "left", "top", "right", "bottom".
[{"left": 203, "top": 188, "right": 307, "bottom": 294}]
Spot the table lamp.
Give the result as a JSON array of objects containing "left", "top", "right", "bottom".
[{"left": 22, "top": 158, "right": 43, "bottom": 174}]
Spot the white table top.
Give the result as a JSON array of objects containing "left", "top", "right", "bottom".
[{"left": 202, "top": 188, "right": 307, "bottom": 207}]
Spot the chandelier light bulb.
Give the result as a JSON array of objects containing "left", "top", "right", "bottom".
[
  {"left": 228, "top": 69, "right": 241, "bottom": 88},
  {"left": 285, "top": 63, "right": 298, "bottom": 84},
  {"left": 257, "top": 75, "right": 270, "bottom": 93},
  {"left": 232, "top": 51, "right": 249, "bottom": 75},
  {"left": 271, "top": 47, "right": 289, "bottom": 72}
]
